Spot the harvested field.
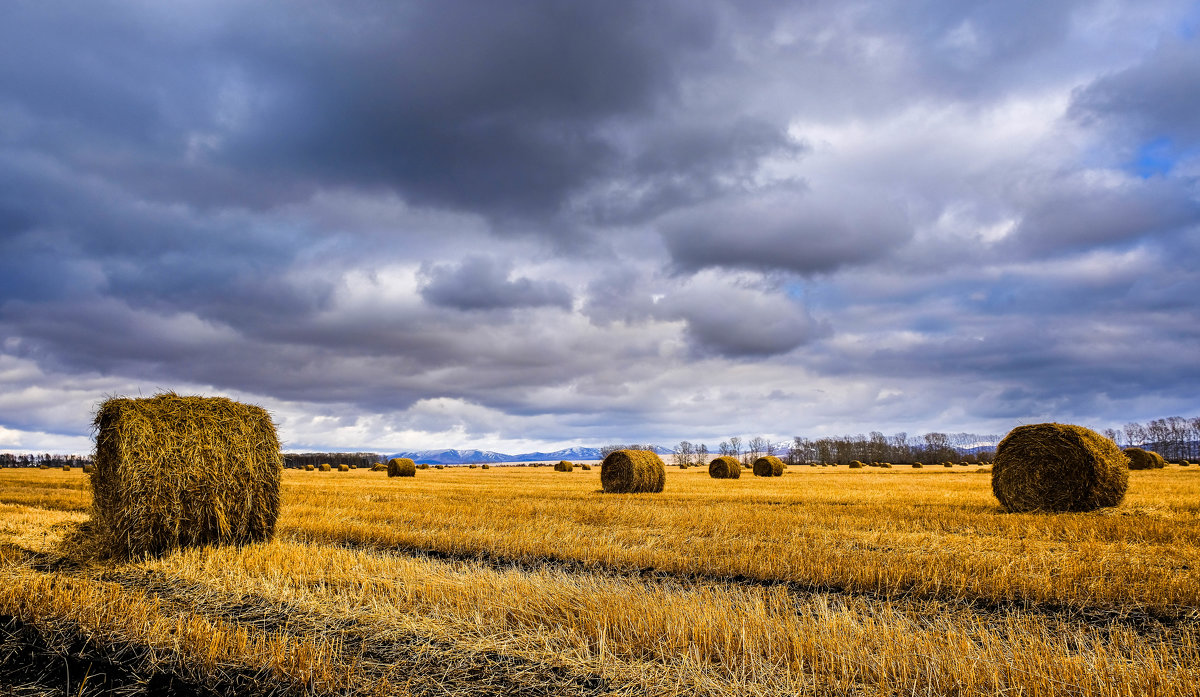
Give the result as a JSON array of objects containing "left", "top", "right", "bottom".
[{"left": 0, "top": 465, "right": 1198, "bottom": 696}]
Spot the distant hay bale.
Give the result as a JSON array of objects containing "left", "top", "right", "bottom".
[
  {"left": 468, "top": 464, "right": 477, "bottom": 468},
  {"left": 601, "top": 449, "right": 665, "bottom": 493},
  {"left": 62, "top": 465, "right": 71, "bottom": 471},
  {"left": 319, "top": 463, "right": 331, "bottom": 471},
  {"left": 942, "top": 462, "right": 952, "bottom": 468},
  {"left": 911, "top": 462, "right": 923, "bottom": 468},
  {"left": 338, "top": 464, "right": 350, "bottom": 472},
  {"left": 880, "top": 462, "right": 893, "bottom": 469},
  {"left": 418, "top": 463, "right": 430, "bottom": 469},
  {"left": 1180, "top": 460, "right": 1190, "bottom": 466},
  {"left": 1124, "top": 448, "right": 1159, "bottom": 470},
  {"left": 83, "top": 464, "right": 95, "bottom": 474},
  {"left": 435, "top": 464, "right": 445, "bottom": 470},
  {"left": 678, "top": 463, "right": 688, "bottom": 469},
  {"left": 481, "top": 463, "right": 490, "bottom": 469},
  {"left": 992, "top": 423, "right": 1128, "bottom": 513},
  {"left": 388, "top": 457, "right": 417, "bottom": 477},
  {"left": 708, "top": 455, "right": 741, "bottom": 479},
  {"left": 849, "top": 460, "right": 864, "bottom": 469},
  {"left": 555, "top": 460, "right": 574, "bottom": 472},
  {"left": 305, "top": 464, "right": 315, "bottom": 471},
  {"left": 753, "top": 455, "right": 785, "bottom": 477},
  {"left": 579, "top": 463, "right": 591, "bottom": 470},
  {"left": 90, "top": 393, "right": 282, "bottom": 558},
  {"left": 370, "top": 463, "right": 387, "bottom": 472}
]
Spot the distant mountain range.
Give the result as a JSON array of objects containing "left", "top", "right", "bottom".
[{"left": 387, "top": 445, "right": 673, "bottom": 465}]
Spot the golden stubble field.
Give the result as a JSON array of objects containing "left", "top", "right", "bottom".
[{"left": 1, "top": 464, "right": 1198, "bottom": 696}]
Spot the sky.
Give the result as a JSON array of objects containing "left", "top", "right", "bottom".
[{"left": 2, "top": 0, "right": 1199, "bottom": 455}]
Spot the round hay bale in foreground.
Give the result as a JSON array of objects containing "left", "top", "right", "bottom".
[
  {"left": 319, "top": 463, "right": 331, "bottom": 471},
  {"left": 708, "top": 455, "right": 741, "bottom": 479},
  {"left": 555, "top": 460, "right": 574, "bottom": 472},
  {"left": 992, "top": 423, "right": 1128, "bottom": 513},
  {"left": 388, "top": 457, "right": 417, "bottom": 477},
  {"left": 601, "top": 449, "right": 665, "bottom": 493},
  {"left": 753, "top": 455, "right": 785, "bottom": 477},
  {"left": 91, "top": 393, "right": 282, "bottom": 558}
]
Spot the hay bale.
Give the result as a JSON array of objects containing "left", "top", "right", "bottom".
[
  {"left": 82, "top": 464, "right": 95, "bottom": 474},
  {"left": 752, "top": 455, "right": 785, "bottom": 477},
  {"left": 435, "top": 464, "right": 445, "bottom": 470},
  {"left": 305, "top": 464, "right": 315, "bottom": 471},
  {"left": 579, "top": 463, "right": 591, "bottom": 471},
  {"left": 601, "top": 449, "right": 665, "bottom": 493},
  {"left": 942, "top": 462, "right": 952, "bottom": 468},
  {"left": 992, "top": 423, "right": 1128, "bottom": 513},
  {"left": 555, "top": 460, "right": 574, "bottom": 472},
  {"left": 370, "top": 463, "right": 387, "bottom": 472},
  {"left": 62, "top": 465, "right": 71, "bottom": 471},
  {"left": 481, "top": 463, "right": 490, "bottom": 469},
  {"left": 338, "top": 464, "right": 350, "bottom": 472},
  {"left": 90, "top": 393, "right": 282, "bottom": 557},
  {"left": 678, "top": 463, "right": 688, "bottom": 469},
  {"left": 319, "top": 463, "right": 331, "bottom": 471},
  {"left": 388, "top": 457, "right": 417, "bottom": 477},
  {"left": 880, "top": 462, "right": 893, "bottom": 469},
  {"left": 708, "top": 455, "right": 741, "bottom": 479},
  {"left": 911, "top": 462, "right": 923, "bottom": 469},
  {"left": 849, "top": 460, "right": 864, "bottom": 469},
  {"left": 1124, "top": 448, "right": 1159, "bottom": 470},
  {"left": 468, "top": 464, "right": 477, "bottom": 469},
  {"left": 1181, "top": 460, "right": 1190, "bottom": 467},
  {"left": 418, "top": 463, "right": 430, "bottom": 469}
]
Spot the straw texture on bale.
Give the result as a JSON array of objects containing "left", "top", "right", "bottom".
[
  {"left": 90, "top": 393, "right": 282, "bottom": 558},
  {"left": 601, "top": 449, "right": 665, "bottom": 493},
  {"left": 388, "top": 457, "right": 417, "bottom": 477},
  {"left": 992, "top": 423, "right": 1128, "bottom": 513},
  {"left": 752, "top": 455, "right": 785, "bottom": 477},
  {"left": 555, "top": 460, "right": 574, "bottom": 472},
  {"left": 708, "top": 455, "right": 742, "bottom": 479},
  {"left": 848, "top": 460, "right": 864, "bottom": 469}
]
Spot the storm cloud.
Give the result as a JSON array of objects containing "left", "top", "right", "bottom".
[{"left": 1, "top": 0, "right": 1198, "bottom": 453}]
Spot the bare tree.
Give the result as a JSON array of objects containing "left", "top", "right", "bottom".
[
  {"left": 697, "top": 443, "right": 709, "bottom": 464},
  {"left": 1124, "top": 422, "right": 1146, "bottom": 448},
  {"left": 729, "top": 436, "right": 743, "bottom": 463},
  {"left": 747, "top": 436, "right": 767, "bottom": 463}
]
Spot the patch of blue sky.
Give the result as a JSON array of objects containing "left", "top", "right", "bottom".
[{"left": 1128, "top": 137, "right": 1178, "bottom": 178}]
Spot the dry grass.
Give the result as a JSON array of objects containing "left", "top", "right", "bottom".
[{"left": 1, "top": 465, "right": 1198, "bottom": 695}]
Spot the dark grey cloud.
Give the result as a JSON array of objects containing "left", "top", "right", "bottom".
[
  {"left": 659, "top": 187, "right": 913, "bottom": 275},
  {"left": 1003, "top": 176, "right": 1200, "bottom": 256},
  {"left": 656, "top": 278, "right": 823, "bottom": 357},
  {"left": 1069, "top": 37, "right": 1200, "bottom": 146},
  {"left": 418, "top": 257, "right": 572, "bottom": 311}
]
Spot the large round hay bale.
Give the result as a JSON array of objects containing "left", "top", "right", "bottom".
[
  {"left": 90, "top": 393, "right": 282, "bottom": 557},
  {"left": 337, "top": 464, "right": 350, "bottom": 472},
  {"left": 992, "top": 423, "right": 1128, "bottom": 513},
  {"left": 708, "top": 455, "right": 741, "bottom": 479},
  {"left": 753, "top": 455, "right": 785, "bottom": 477},
  {"left": 601, "top": 449, "right": 665, "bottom": 493},
  {"left": 554, "top": 460, "right": 574, "bottom": 472},
  {"left": 848, "top": 460, "right": 864, "bottom": 469},
  {"left": 388, "top": 457, "right": 417, "bottom": 477},
  {"left": 318, "top": 463, "right": 331, "bottom": 471}
]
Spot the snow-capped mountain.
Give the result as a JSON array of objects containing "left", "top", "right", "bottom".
[{"left": 387, "top": 445, "right": 680, "bottom": 464}]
